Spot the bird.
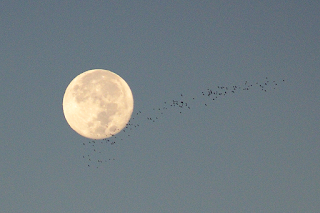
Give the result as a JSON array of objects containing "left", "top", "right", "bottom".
[{"left": 81, "top": 77, "right": 284, "bottom": 168}]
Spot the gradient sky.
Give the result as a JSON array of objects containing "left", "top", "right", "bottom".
[{"left": 1, "top": 1, "right": 319, "bottom": 212}]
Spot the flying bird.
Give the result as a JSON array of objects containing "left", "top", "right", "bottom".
[{"left": 82, "top": 78, "right": 285, "bottom": 168}]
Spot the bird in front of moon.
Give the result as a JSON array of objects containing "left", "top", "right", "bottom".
[
  {"left": 67, "top": 73, "right": 285, "bottom": 168},
  {"left": 63, "top": 69, "right": 134, "bottom": 140}
]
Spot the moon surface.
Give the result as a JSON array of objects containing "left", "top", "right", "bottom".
[{"left": 63, "top": 69, "right": 134, "bottom": 139}]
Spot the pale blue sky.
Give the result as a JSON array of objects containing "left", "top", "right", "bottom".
[{"left": 0, "top": 1, "right": 319, "bottom": 212}]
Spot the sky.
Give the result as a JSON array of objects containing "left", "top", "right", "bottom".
[{"left": 0, "top": 1, "right": 319, "bottom": 212}]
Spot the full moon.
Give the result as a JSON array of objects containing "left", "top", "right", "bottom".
[{"left": 62, "top": 69, "right": 134, "bottom": 139}]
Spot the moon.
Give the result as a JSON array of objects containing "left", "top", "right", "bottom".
[{"left": 62, "top": 69, "right": 134, "bottom": 139}]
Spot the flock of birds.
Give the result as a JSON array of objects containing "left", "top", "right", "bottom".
[{"left": 82, "top": 77, "right": 285, "bottom": 168}]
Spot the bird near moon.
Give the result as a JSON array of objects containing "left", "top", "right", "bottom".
[
  {"left": 63, "top": 69, "right": 285, "bottom": 168},
  {"left": 63, "top": 69, "right": 134, "bottom": 140}
]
